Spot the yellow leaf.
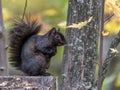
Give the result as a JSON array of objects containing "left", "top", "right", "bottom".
[
  {"left": 58, "top": 21, "right": 66, "bottom": 28},
  {"left": 104, "top": 0, "right": 115, "bottom": 14},
  {"left": 105, "top": 0, "right": 120, "bottom": 16},
  {"left": 11, "top": 0, "right": 16, "bottom": 3},
  {"left": 113, "top": 5, "right": 120, "bottom": 17},
  {"left": 66, "top": 17, "right": 93, "bottom": 29},
  {"left": 102, "top": 31, "right": 109, "bottom": 36},
  {"left": 2, "top": 8, "right": 12, "bottom": 21},
  {"left": 42, "top": 9, "right": 57, "bottom": 16},
  {"left": 115, "top": 74, "right": 120, "bottom": 87},
  {"left": 88, "top": 16, "right": 93, "bottom": 23},
  {"left": 109, "top": 48, "right": 119, "bottom": 53},
  {"left": 104, "top": 17, "right": 120, "bottom": 35},
  {"left": 116, "top": 0, "right": 120, "bottom": 7}
]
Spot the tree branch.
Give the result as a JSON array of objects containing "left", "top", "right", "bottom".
[
  {"left": 98, "top": 0, "right": 105, "bottom": 89},
  {"left": 102, "top": 32, "right": 120, "bottom": 81}
]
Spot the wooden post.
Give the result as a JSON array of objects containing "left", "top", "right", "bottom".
[{"left": 0, "top": 76, "right": 58, "bottom": 90}]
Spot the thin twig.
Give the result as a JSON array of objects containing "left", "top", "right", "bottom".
[
  {"left": 102, "top": 32, "right": 120, "bottom": 81},
  {"left": 97, "top": 0, "right": 105, "bottom": 90},
  {"left": 104, "top": 14, "right": 114, "bottom": 23},
  {"left": 22, "top": 0, "right": 28, "bottom": 20},
  {"left": 103, "top": 53, "right": 116, "bottom": 65}
]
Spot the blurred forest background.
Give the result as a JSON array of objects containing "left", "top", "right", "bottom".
[
  {"left": 2, "top": 0, "right": 68, "bottom": 76},
  {"left": 2, "top": 0, "right": 120, "bottom": 90}
]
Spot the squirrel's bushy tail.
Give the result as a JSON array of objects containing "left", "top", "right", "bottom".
[{"left": 9, "top": 16, "right": 41, "bottom": 68}]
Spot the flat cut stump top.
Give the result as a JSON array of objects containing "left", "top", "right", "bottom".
[{"left": 0, "top": 76, "right": 58, "bottom": 90}]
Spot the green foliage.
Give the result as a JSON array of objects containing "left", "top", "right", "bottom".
[
  {"left": 102, "top": 75, "right": 116, "bottom": 90},
  {"left": 2, "top": 0, "right": 68, "bottom": 26}
]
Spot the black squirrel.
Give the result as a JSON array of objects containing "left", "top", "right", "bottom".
[{"left": 9, "top": 16, "right": 66, "bottom": 76}]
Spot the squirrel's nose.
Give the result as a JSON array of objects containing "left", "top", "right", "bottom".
[{"left": 60, "top": 40, "right": 67, "bottom": 45}]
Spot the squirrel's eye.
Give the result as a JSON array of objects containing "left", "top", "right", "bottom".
[{"left": 56, "top": 35, "right": 60, "bottom": 39}]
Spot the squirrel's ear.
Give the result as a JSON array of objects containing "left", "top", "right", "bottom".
[{"left": 50, "top": 27, "right": 56, "bottom": 35}]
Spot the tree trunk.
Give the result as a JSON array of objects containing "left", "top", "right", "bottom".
[
  {"left": 61, "top": 0, "right": 101, "bottom": 90},
  {"left": 0, "top": 0, "right": 8, "bottom": 75}
]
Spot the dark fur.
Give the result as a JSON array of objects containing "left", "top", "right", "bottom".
[{"left": 9, "top": 16, "right": 41, "bottom": 68}]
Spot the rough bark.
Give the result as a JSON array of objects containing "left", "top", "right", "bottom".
[
  {"left": 0, "top": 76, "right": 58, "bottom": 90},
  {"left": 0, "top": 0, "right": 8, "bottom": 75},
  {"left": 61, "top": 0, "right": 101, "bottom": 90}
]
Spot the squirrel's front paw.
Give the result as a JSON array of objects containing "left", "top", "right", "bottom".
[{"left": 40, "top": 72, "right": 52, "bottom": 76}]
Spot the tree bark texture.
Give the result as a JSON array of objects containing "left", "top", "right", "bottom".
[
  {"left": 0, "top": 76, "right": 58, "bottom": 90},
  {"left": 0, "top": 0, "right": 8, "bottom": 75},
  {"left": 61, "top": 0, "right": 101, "bottom": 90}
]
